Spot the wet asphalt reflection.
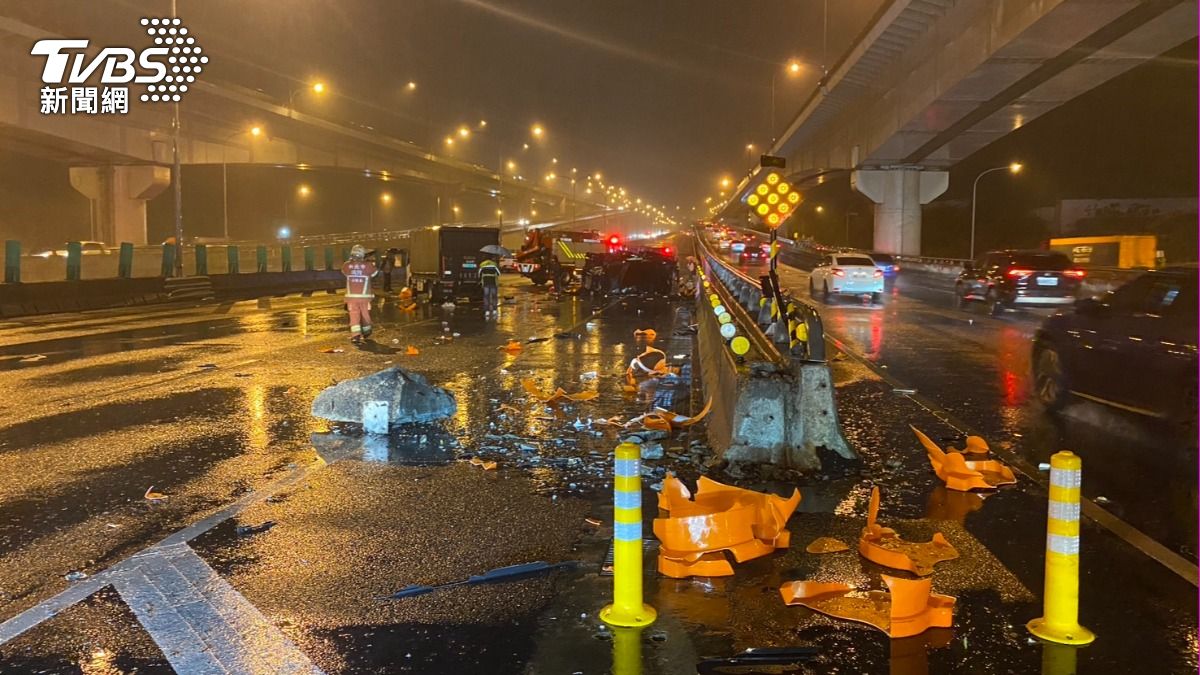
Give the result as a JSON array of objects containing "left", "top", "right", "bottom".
[
  {"left": 0, "top": 255, "right": 1195, "bottom": 673},
  {"left": 734, "top": 255, "right": 1197, "bottom": 561}
]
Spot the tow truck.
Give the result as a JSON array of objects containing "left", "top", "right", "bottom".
[{"left": 514, "top": 229, "right": 616, "bottom": 286}]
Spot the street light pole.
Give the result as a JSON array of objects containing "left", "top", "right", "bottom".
[
  {"left": 222, "top": 162, "right": 228, "bottom": 240},
  {"left": 170, "top": 0, "right": 183, "bottom": 277},
  {"left": 769, "top": 61, "right": 802, "bottom": 143},
  {"left": 970, "top": 164, "right": 1022, "bottom": 260}
]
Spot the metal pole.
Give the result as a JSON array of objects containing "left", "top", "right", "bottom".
[
  {"left": 170, "top": 0, "right": 183, "bottom": 277},
  {"left": 770, "top": 72, "right": 777, "bottom": 143},
  {"left": 970, "top": 173, "right": 981, "bottom": 261},
  {"left": 222, "top": 162, "right": 228, "bottom": 240}
]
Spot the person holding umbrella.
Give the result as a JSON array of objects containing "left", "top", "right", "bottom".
[{"left": 478, "top": 244, "right": 510, "bottom": 319}]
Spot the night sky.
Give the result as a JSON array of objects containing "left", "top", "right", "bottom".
[{"left": 0, "top": 1, "right": 1194, "bottom": 250}]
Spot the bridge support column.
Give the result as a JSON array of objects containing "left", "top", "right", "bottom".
[
  {"left": 69, "top": 166, "right": 171, "bottom": 245},
  {"left": 851, "top": 168, "right": 947, "bottom": 256}
]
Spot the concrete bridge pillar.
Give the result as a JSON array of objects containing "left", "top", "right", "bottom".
[
  {"left": 69, "top": 166, "right": 171, "bottom": 245},
  {"left": 851, "top": 168, "right": 948, "bottom": 255}
]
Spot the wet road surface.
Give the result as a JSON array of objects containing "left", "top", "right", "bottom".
[
  {"left": 0, "top": 259, "right": 1196, "bottom": 673},
  {"left": 737, "top": 253, "right": 1197, "bottom": 563}
]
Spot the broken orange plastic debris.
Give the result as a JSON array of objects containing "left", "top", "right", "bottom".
[
  {"left": 621, "top": 370, "right": 638, "bottom": 395},
  {"left": 654, "top": 474, "right": 799, "bottom": 578},
  {"left": 806, "top": 537, "right": 850, "bottom": 554},
  {"left": 627, "top": 397, "right": 713, "bottom": 433},
  {"left": 779, "top": 575, "right": 955, "bottom": 638},
  {"left": 683, "top": 475, "right": 799, "bottom": 547},
  {"left": 658, "top": 551, "right": 733, "bottom": 578},
  {"left": 634, "top": 328, "right": 657, "bottom": 342},
  {"left": 910, "top": 426, "right": 1016, "bottom": 491},
  {"left": 469, "top": 457, "right": 498, "bottom": 470},
  {"left": 405, "top": 346, "right": 420, "bottom": 356},
  {"left": 144, "top": 486, "right": 167, "bottom": 501},
  {"left": 860, "top": 486, "right": 958, "bottom": 576},
  {"left": 521, "top": 378, "right": 599, "bottom": 405},
  {"left": 501, "top": 340, "right": 523, "bottom": 353}
]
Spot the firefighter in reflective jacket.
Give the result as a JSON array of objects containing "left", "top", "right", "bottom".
[{"left": 342, "top": 245, "right": 378, "bottom": 343}]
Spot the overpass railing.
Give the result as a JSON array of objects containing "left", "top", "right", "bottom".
[{"left": 693, "top": 229, "right": 826, "bottom": 363}]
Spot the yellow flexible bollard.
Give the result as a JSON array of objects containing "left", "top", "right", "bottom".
[
  {"left": 610, "top": 626, "right": 645, "bottom": 675},
  {"left": 1027, "top": 451, "right": 1095, "bottom": 645},
  {"left": 601, "top": 441, "right": 657, "bottom": 628}
]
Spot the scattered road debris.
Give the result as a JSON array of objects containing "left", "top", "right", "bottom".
[
  {"left": 655, "top": 474, "right": 800, "bottom": 578},
  {"left": 64, "top": 571, "right": 88, "bottom": 582},
  {"left": 626, "top": 397, "right": 712, "bottom": 433},
  {"left": 860, "top": 486, "right": 958, "bottom": 576},
  {"left": 696, "top": 647, "right": 820, "bottom": 674},
  {"left": 501, "top": 340, "right": 523, "bottom": 353},
  {"left": 911, "top": 426, "right": 1016, "bottom": 491},
  {"left": 805, "top": 536, "right": 850, "bottom": 554},
  {"left": 235, "top": 521, "right": 276, "bottom": 537},
  {"left": 521, "top": 378, "right": 599, "bottom": 405},
  {"left": 143, "top": 486, "right": 168, "bottom": 502},
  {"left": 18, "top": 354, "right": 47, "bottom": 363},
  {"left": 320, "top": 348, "right": 345, "bottom": 354},
  {"left": 405, "top": 346, "right": 420, "bottom": 356},
  {"left": 469, "top": 457, "right": 498, "bottom": 470},
  {"left": 382, "top": 561, "right": 580, "bottom": 599},
  {"left": 779, "top": 575, "right": 955, "bottom": 638}
]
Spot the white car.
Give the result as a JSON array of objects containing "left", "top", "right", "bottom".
[{"left": 809, "top": 253, "right": 885, "bottom": 304}]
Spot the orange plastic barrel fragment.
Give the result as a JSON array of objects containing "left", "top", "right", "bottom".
[
  {"left": 654, "top": 473, "right": 799, "bottom": 578},
  {"left": 860, "top": 486, "right": 958, "bottom": 576},
  {"left": 779, "top": 575, "right": 955, "bottom": 638},
  {"left": 658, "top": 550, "right": 734, "bottom": 578},
  {"left": 911, "top": 426, "right": 1016, "bottom": 491},
  {"left": 521, "top": 378, "right": 599, "bottom": 405}
]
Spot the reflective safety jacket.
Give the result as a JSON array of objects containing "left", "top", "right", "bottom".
[
  {"left": 342, "top": 260, "right": 378, "bottom": 298},
  {"left": 478, "top": 260, "right": 500, "bottom": 287}
]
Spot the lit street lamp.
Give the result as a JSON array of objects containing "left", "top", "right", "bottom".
[
  {"left": 288, "top": 81, "right": 327, "bottom": 118},
  {"left": 370, "top": 191, "right": 392, "bottom": 228},
  {"left": 770, "top": 59, "right": 804, "bottom": 143},
  {"left": 970, "top": 162, "right": 1023, "bottom": 260},
  {"left": 284, "top": 183, "right": 311, "bottom": 225},
  {"left": 222, "top": 125, "right": 265, "bottom": 240}
]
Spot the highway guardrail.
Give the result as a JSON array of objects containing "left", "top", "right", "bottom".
[{"left": 694, "top": 230, "right": 826, "bottom": 363}]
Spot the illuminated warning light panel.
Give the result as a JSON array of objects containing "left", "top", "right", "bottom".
[{"left": 742, "top": 171, "right": 801, "bottom": 229}]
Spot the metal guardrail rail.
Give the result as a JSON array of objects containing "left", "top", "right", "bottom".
[
  {"left": 693, "top": 230, "right": 827, "bottom": 363},
  {"left": 695, "top": 241, "right": 784, "bottom": 369}
]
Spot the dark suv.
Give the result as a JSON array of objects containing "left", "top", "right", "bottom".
[
  {"left": 1032, "top": 267, "right": 1197, "bottom": 430},
  {"left": 956, "top": 250, "right": 1084, "bottom": 315}
]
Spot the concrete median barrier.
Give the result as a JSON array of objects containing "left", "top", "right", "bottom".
[
  {"left": 692, "top": 236, "right": 853, "bottom": 470},
  {"left": 0, "top": 277, "right": 167, "bottom": 317}
]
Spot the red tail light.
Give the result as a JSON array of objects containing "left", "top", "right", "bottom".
[
  {"left": 663, "top": 247, "right": 672, "bottom": 255},
  {"left": 892, "top": 265, "right": 900, "bottom": 272},
  {"left": 1006, "top": 268, "right": 1033, "bottom": 278},
  {"left": 1063, "top": 269, "right": 1086, "bottom": 278},
  {"left": 831, "top": 268, "right": 845, "bottom": 277},
  {"left": 873, "top": 269, "right": 883, "bottom": 278},
  {"left": 608, "top": 235, "right": 620, "bottom": 246}
]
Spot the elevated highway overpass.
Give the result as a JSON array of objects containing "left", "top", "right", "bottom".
[
  {"left": 0, "top": 15, "right": 601, "bottom": 246},
  {"left": 718, "top": 0, "right": 1196, "bottom": 255}
]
